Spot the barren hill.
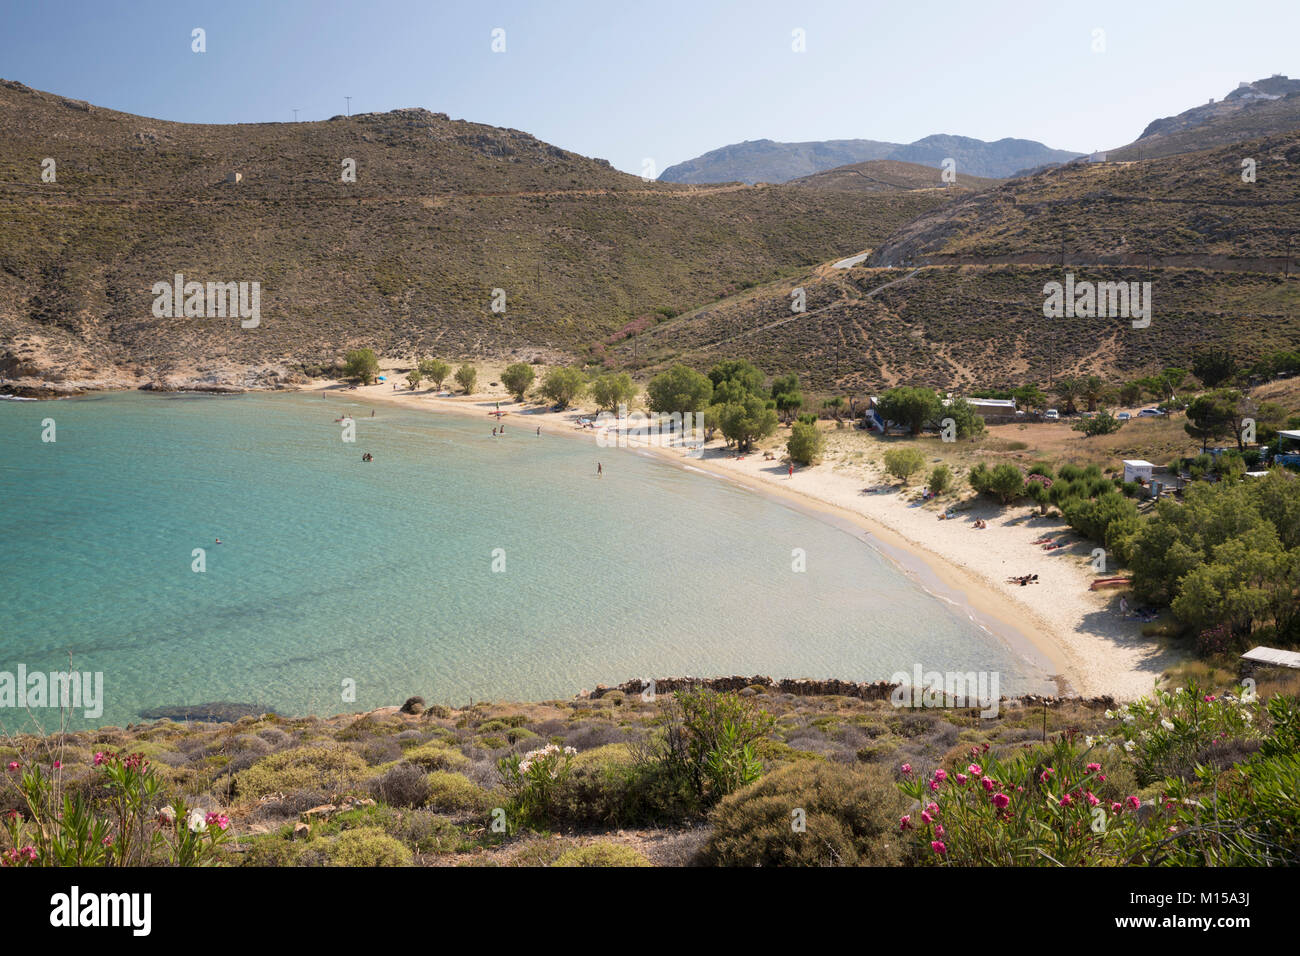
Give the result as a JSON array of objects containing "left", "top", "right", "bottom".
[{"left": 0, "top": 80, "right": 950, "bottom": 389}]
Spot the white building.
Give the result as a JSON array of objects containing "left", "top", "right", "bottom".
[{"left": 1123, "top": 459, "right": 1155, "bottom": 484}]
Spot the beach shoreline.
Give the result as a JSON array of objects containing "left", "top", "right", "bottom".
[{"left": 309, "top": 369, "right": 1186, "bottom": 702}]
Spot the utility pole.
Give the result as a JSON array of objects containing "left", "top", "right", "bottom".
[
  {"left": 292, "top": 108, "right": 300, "bottom": 123},
  {"left": 345, "top": 96, "right": 352, "bottom": 117}
]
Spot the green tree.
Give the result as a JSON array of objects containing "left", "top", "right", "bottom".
[
  {"left": 1192, "top": 350, "right": 1237, "bottom": 388},
  {"left": 770, "top": 372, "right": 804, "bottom": 423},
  {"left": 1073, "top": 409, "right": 1124, "bottom": 436},
  {"left": 420, "top": 359, "right": 451, "bottom": 389},
  {"left": 647, "top": 365, "right": 713, "bottom": 414},
  {"left": 1013, "top": 383, "right": 1048, "bottom": 413},
  {"left": 501, "top": 362, "right": 536, "bottom": 402},
  {"left": 589, "top": 372, "right": 636, "bottom": 412},
  {"left": 539, "top": 367, "right": 587, "bottom": 410},
  {"left": 454, "top": 364, "right": 477, "bottom": 394},
  {"left": 1119, "top": 381, "right": 1142, "bottom": 406},
  {"left": 717, "top": 395, "right": 778, "bottom": 452},
  {"left": 1053, "top": 378, "right": 1081, "bottom": 415},
  {"left": 405, "top": 368, "right": 422, "bottom": 390},
  {"left": 1081, "top": 375, "right": 1105, "bottom": 412},
  {"left": 344, "top": 348, "right": 379, "bottom": 385},
  {"left": 883, "top": 447, "right": 925, "bottom": 483},
  {"left": 708, "top": 360, "right": 766, "bottom": 405},
  {"left": 787, "top": 420, "right": 823, "bottom": 465},
  {"left": 1185, "top": 391, "right": 1239, "bottom": 451},
  {"left": 944, "top": 396, "right": 986, "bottom": 439},
  {"left": 876, "top": 387, "right": 941, "bottom": 436}
]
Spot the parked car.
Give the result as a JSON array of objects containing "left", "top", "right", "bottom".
[
  {"left": 1138, "top": 408, "right": 1163, "bottom": 417},
  {"left": 1044, "top": 409, "right": 1060, "bottom": 421},
  {"left": 1117, "top": 412, "right": 1132, "bottom": 421}
]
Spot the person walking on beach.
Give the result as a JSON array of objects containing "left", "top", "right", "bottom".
[
  {"left": 788, "top": 463, "right": 794, "bottom": 479},
  {"left": 536, "top": 426, "right": 540, "bottom": 436},
  {"left": 597, "top": 462, "right": 603, "bottom": 478}
]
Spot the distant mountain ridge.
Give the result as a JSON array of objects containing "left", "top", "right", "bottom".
[{"left": 659, "top": 134, "right": 1082, "bottom": 184}]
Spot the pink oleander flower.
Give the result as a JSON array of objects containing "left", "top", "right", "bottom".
[
  {"left": 926, "top": 802, "right": 939, "bottom": 816},
  {"left": 933, "top": 769, "right": 947, "bottom": 782},
  {"left": 900, "top": 763, "right": 912, "bottom": 775},
  {"left": 1039, "top": 768, "right": 1054, "bottom": 784},
  {"left": 101, "top": 836, "right": 112, "bottom": 846},
  {"left": 1126, "top": 795, "right": 1141, "bottom": 810},
  {"left": 929, "top": 780, "right": 939, "bottom": 792},
  {"left": 900, "top": 815, "right": 913, "bottom": 831},
  {"left": 920, "top": 810, "right": 933, "bottom": 824},
  {"left": 968, "top": 763, "right": 982, "bottom": 775},
  {"left": 934, "top": 824, "right": 945, "bottom": 837},
  {"left": 205, "top": 812, "right": 230, "bottom": 831},
  {"left": 1204, "top": 695, "right": 1216, "bottom": 702},
  {"left": 1111, "top": 802, "right": 1123, "bottom": 814},
  {"left": 1098, "top": 774, "right": 1107, "bottom": 782},
  {"left": 5, "top": 761, "right": 17, "bottom": 772},
  {"left": 1086, "top": 791, "right": 1100, "bottom": 807},
  {"left": 1016, "top": 785, "right": 1024, "bottom": 792},
  {"left": 955, "top": 772, "right": 968, "bottom": 785},
  {"left": 981, "top": 742, "right": 990, "bottom": 753},
  {"left": 981, "top": 776, "right": 994, "bottom": 792},
  {"left": 1086, "top": 762, "right": 1101, "bottom": 773},
  {"left": 93, "top": 752, "right": 106, "bottom": 766},
  {"left": 993, "top": 792, "right": 1010, "bottom": 809},
  {"left": 1059, "top": 793, "right": 1073, "bottom": 807},
  {"left": 930, "top": 840, "right": 947, "bottom": 856}
]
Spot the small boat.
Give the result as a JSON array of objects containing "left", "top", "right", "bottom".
[{"left": 1090, "top": 577, "right": 1132, "bottom": 591}]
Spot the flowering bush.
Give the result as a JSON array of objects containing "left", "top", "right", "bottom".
[
  {"left": 897, "top": 738, "right": 1149, "bottom": 866},
  {"left": 498, "top": 743, "right": 577, "bottom": 829},
  {"left": 2, "top": 751, "right": 230, "bottom": 867},
  {"left": 1099, "top": 679, "right": 1260, "bottom": 784}
]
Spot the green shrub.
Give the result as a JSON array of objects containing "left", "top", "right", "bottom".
[
  {"left": 928, "top": 464, "right": 952, "bottom": 495},
  {"left": 653, "top": 690, "right": 774, "bottom": 806},
  {"left": 703, "top": 762, "right": 905, "bottom": 866},
  {"left": 404, "top": 741, "right": 471, "bottom": 772},
  {"left": 787, "top": 421, "right": 824, "bottom": 466},
  {"left": 552, "top": 842, "right": 652, "bottom": 867},
  {"left": 425, "top": 771, "right": 493, "bottom": 813},
  {"left": 883, "top": 447, "right": 925, "bottom": 483},
  {"left": 238, "top": 746, "right": 367, "bottom": 799},
  {"left": 325, "top": 827, "right": 413, "bottom": 867}
]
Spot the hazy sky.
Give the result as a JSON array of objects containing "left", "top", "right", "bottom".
[{"left": 2, "top": 0, "right": 1295, "bottom": 175}]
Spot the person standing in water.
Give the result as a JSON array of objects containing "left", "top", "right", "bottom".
[
  {"left": 788, "top": 463, "right": 794, "bottom": 479},
  {"left": 597, "top": 462, "right": 603, "bottom": 478},
  {"left": 536, "top": 426, "right": 540, "bottom": 436}
]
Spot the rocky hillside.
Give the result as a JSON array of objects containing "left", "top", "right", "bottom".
[
  {"left": 618, "top": 130, "right": 1300, "bottom": 393},
  {"left": 0, "top": 80, "right": 948, "bottom": 390},
  {"left": 659, "top": 135, "right": 1081, "bottom": 184},
  {"left": 1109, "top": 75, "right": 1300, "bottom": 161}
]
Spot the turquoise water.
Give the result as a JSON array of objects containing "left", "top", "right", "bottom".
[{"left": 0, "top": 392, "right": 1051, "bottom": 728}]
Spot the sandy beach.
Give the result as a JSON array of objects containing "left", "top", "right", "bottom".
[{"left": 309, "top": 364, "right": 1185, "bottom": 701}]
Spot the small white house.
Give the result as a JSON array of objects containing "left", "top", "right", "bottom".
[
  {"left": 225, "top": 172, "right": 242, "bottom": 184},
  {"left": 1123, "top": 459, "right": 1155, "bottom": 484}
]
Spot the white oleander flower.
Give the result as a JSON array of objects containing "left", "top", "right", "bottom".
[
  {"left": 1161, "top": 719, "right": 1175, "bottom": 731},
  {"left": 187, "top": 808, "right": 207, "bottom": 833},
  {"left": 1123, "top": 740, "right": 1136, "bottom": 753}
]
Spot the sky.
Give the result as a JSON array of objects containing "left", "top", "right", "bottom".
[{"left": 1, "top": 0, "right": 1296, "bottom": 176}]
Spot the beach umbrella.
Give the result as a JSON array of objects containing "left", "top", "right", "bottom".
[{"left": 377, "top": 376, "right": 387, "bottom": 382}]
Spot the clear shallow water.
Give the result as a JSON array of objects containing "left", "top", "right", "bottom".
[{"left": 0, "top": 391, "right": 1051, "bottom": 728}]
